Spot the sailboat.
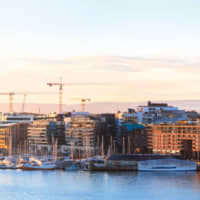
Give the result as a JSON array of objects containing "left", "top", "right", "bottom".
[
  {"left": 0, "top": 134, "right": 17, "bottom": 169},
  {"left": 64, "top": 142, "right": 81, "bottom": 171},
  {"left": 82, "top": 135, "right": 106, "bottom": 171},
  {"left": 21, "top": 157, "right": 57, "bottom": 170}
]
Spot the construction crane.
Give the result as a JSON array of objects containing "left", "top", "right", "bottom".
[
  {"left": 81, "top": 98, "right": 91, "bottom": 112},
  {"left": 0, "top": 92, "right": 27, "bottom": 113},
  {"left": 21, "top": 93, "right": 27, "bottom": 113},
  {"left": 47, "top": 77, "right": 97, "bottom": 113},
  {"left": 0, "top": 92, "right": 55, "bottom": 113},
  {"left": 70, "top": 97, "right": 91, "bottom": 112},
  {"left": 47, "top": 77, "right": 64, "bottom": 114}
]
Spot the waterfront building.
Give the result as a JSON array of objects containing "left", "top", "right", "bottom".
[
  {"left": 117, "top": 101, "right": 187, "bottom": 125},
  {"left": 65, "top": 113, "right": 104, "bottom": 158},
  {"left": 0, "top": 122, "right": 29, "bottom": 154},
  {"left": 120, "top": 123, "right": 147, "bottom": 154},
  {"left": 27, "top": 119, "right": 65, "bottom": 153},
  {"left": 27, "top": 120, "right": 49, "bottom": 152},
  {"left": 48, "top": 114, "right": 65, "bottom": 146},
  {"left": 144, "top": 124, "right": 153, "bottom": 153},
  {"left": 136, "top": 101, "right": 187, "bottom": 124},
  {"left": 115, "top": 110, "right": 138, "bottom": 126},
  {"left": 92, "top": 113, "right": 117, "bottom": 155},
  {"left": 148, "top": 121, "right": 200, "bottom": 160}
]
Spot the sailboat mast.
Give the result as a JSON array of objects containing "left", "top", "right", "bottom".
[{"left": 101, "top": 136, "right": 104, "bottom": 157}]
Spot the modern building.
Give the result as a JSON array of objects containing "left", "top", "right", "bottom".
[
  {"left": 137, "top": 101, "right": 187, "bottom": 124},
  {"left": 65, "top": 114, "right": 105, "bottom": 158},
  {"left": 148, "top": 121, "right": 200, "bottom": 160},
  {"left": 27, "top": 120, "right": 49, "bottom": 152},
  {"left": 0, "top": 122, "right": 29, "bottom": 154},
  {"left": 92, "top": 113, "right": 117, "bottom": 155},
  {"left": 27, "top": 119, "right": 65, "bottom": 153},
  {"left": 117, "top": 101, "right": 187, "bottom": 125},
  {"left": 120, "top": 123, "right": 147, "bottom": 154},
  {"left": 115, "top": 110, "right": 138, "bottom": 126}
]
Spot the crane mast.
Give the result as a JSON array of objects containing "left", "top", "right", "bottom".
[
  {"left": 81, "top": 98, "right": 91, "bottom": 112},
  {"left": 0, "top": 92, "right": 26, "bottom": 113},
  {"left": 9, "top": 93, "right": 14, "bottom": 113},
  {"left": 47, "top": 78, "right": 98, "bottom": 113},
  {"left": 47, "top": 77, "right": 64, "bottom": 113},
  {"left": 59, "top": 84, "right": 63, "bottom": 114}
]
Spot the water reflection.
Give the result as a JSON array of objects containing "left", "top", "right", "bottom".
[{"left": 0, "top": 170, "right": 199, "bottom": 200}]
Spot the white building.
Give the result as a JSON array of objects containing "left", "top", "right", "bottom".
[{"left": 116, "top": 101, "right": 187, "bottom": 125}]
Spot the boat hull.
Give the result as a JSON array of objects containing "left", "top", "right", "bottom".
[
  {"left": 22, "top": 166, "right": 56, "bottom": 170},
  {"left": 138, "top": 159, "right": 197, "bottom": 172}
]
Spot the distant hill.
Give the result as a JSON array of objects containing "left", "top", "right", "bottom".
[{"left": 0, "top": 100, "right": 200, "bottom": 114}]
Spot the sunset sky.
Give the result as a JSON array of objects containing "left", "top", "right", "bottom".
[{"left": 0, "top": 0, "right": 200, "bottom": 105}]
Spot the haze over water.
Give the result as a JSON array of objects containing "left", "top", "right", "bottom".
[{"left": 0, "top": 170, "right": 200, "bottom": 200}]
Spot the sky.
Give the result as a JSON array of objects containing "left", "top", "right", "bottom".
[{"left": 0, "top": 0, "right": 200, "bottom": 106}]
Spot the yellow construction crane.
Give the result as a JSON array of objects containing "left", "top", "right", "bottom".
[
  {"left": 70, "top": 97, "right": 91, "bottom": 112},
  {"left": 47, "top": 77, "right": 97, "bottom": 113},
  {"left": 81, "top": 98, "right": 91, "bottom": 112},
  {"left": 47, "top": 77, "right": 64, "bottom": 114}
]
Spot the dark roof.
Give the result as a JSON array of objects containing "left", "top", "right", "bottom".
[
  {"left": 107, "top": 154, "right": 182, "bottom": 161},
  {"left": 148, "top": 101, "right": 168, "bottom": 107}
]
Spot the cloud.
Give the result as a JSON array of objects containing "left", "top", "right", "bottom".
[
  {"left": 103, "top": 64, "right": 139, "bottom": 72},
  {"left": 1, "top": 55, "right": 200, "bottom": 104},
  {"left": 24, "top": 58, "right": 73, "bottom": 65},
  {"left": 2, "top": 55, "right": 200, "bottom": 73},
  {"left": 1, "top": 55, "right": 200, "bottom": 81}
]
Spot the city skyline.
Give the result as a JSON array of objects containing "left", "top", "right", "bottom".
[{"left": 0, "top": 1, "right": 200, "bottom": 199}]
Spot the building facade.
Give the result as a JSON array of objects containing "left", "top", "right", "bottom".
[
  {"left": 149, "top": 121, "right": 200, "bottom": 160},
  {"left": 120, "top": 123, "right": 147, "bottom": 154},
  {"left": 27, "top": 120, "right": 49, "bottom": 152},
  {"left": 65, "top": 114, "right": 104, "bottom": 158},
  {"left": 137, "top": 101, "right": 187, "bottom": 124},
  {"left": 27, "top": 119, "right": 65, "bottom": 153},
  {"left": 0, "top": 122, "right": 29, "bottom": 154},
  {"left": 116, "top": 101, "right": 187, "bottom": 126}
]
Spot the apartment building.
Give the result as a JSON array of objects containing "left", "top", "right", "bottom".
[
  {"left": 116, "top": 101, "right": 187, "bottom": 126},
  {"left": 65, "top": 114, "right": 103, "bottom": 158},
  {"left": 27, "top": 119, "right": 65, "bottom": 153},
  {"left": 149, "top": 121, "right": 200, "bottom": 160},
  {"left": 0, "top": 122, "right": 29, "bottom": 154}
]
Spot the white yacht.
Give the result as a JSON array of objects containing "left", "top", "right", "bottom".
[
  {"left": 21, "top": 157, "right": 57, "bottom": 170},
  {"left": 138, "top": 158, "right": 197, "bottom": 172}
]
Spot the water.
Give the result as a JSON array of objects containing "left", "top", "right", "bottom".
[{"left": 0, "top": 170, "right": 199, "bottom": 200}]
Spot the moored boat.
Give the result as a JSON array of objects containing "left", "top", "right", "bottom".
[
  {"left": 0, "top": 157, "right": 17, "bottom": 169},
  {"left": 21, "top": 158, "right": 57, "bottom": 170},
  {"left": 64, "top": 161, "right": 81, "bottom": 171},
  {"left": 138, "top": 158, "right": 197, "bottom": 172}
]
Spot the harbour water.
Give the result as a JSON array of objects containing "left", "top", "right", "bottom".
[{"left": 0, "top": 170, "right": 200, "bottom": 200}]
